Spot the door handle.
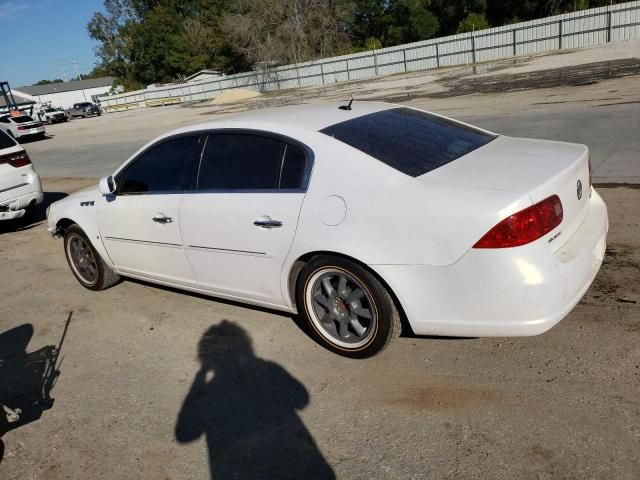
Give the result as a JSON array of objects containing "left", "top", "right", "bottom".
[
  {"left": 152, "top": 214, "right": 173, "bottom": 224},
  {"left": 254, "top": 216, "right": 282, "bottom": 229}
]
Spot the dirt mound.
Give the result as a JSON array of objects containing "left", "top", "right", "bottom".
[{"left": 209, "top": 88, "right": 262, "bottom": 105}]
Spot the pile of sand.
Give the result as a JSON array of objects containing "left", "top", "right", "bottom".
[{"left": 209, "top": 88, "right": 262, "bottom": 105}]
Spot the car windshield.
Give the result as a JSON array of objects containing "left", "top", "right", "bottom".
[
  {"left": 44, "top": 108, "right": 56, "bottom": 112},
  {"left": 76, "top": 103, "right": 91, "bottom": 108},
  {"left": 11, "top": 116, "right": 35, "bottom": 124},
  {"left": 320, "top": 107, "right": 496, "bottom": 177}
]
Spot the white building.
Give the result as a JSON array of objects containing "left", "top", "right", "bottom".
[
  {"left": 185, "top": 69, "right": 225, "bottom": 83},
  {"left": 14, "top": 77, "right": 115, "bottom": 109}
]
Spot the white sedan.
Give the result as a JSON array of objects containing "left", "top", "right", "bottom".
[
  {"left": 46, "top": 102, "right": 608, "bottom": 357},
  {"left": 0, "top": 114, "right": 46, "bottom": 141},
  {"left": 1, "top": 129, "right": 43, "bottom": 220}
]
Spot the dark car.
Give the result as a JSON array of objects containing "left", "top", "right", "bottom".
[{"left": 67, "top": 102, "right": 101, "bottom": 119}]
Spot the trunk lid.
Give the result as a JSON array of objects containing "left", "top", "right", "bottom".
[{"left": 422, "top": 136, "right": 591, "bottom": 252}]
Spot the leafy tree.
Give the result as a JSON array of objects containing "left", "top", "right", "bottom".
[
  {"left": 364, "top": 37, "right": 382, "bottom": 50},
  {"left": 456, "top": 12, "right": 490, "bottom": 33},
  {"left": 33, "top": 79, "right": 64, "bottom": 86},
  {"left": 87, "top": 0, "right": 135, "bottom": 80}
]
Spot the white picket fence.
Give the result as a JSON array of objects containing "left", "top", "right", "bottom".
[{"left": 100, "top": 1, "right": 640, "bottom": 111}]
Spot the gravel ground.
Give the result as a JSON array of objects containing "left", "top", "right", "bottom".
[{"left": 0, "top": 180, "right": 638, "bottom": 480}]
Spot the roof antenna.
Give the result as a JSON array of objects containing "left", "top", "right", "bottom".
[{"left": 339, "top": 97, "right": 354, "bottom": 111}]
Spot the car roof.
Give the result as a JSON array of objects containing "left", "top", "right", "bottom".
[{"left": 216, "top": 101, "right": 398, "bottom": 132}]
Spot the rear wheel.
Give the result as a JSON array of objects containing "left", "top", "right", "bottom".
[
  {"left": 297, "top": 255, "right": 400, "bottom": 358},
  {"left": 63, "top": 224, "right": 120, "bottom": 291}
]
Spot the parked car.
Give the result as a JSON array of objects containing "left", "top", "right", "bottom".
[
  {"left": 0, "top": 129, "right": 43, "bottom": 220},
  {"left": 0, "top": 114, "right": 46, "bottom": 141},
  {"left": 46, "top": 102, "right": 608, "bottom": 357},
  {"left": 34, "top": 105, "right": 68, "bottom": 124},
  {"left": 67, "top": 102, "right": 101, "bottom": 118}
]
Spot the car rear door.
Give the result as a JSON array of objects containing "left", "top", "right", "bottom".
[
  {"left": 97, "top": 134, "right": 202, "bottom": 286},
  {"left": 179, "top": 131, "right": 311, "bottom": 307}
]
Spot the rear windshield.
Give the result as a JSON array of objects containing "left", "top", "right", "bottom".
[
  {"left": 75, "top": 103, "right": 91, "bottom": 108},
  {"left": 320, "top": 107, "right": 496, "bottom": 177},
  {"left": 12, "top": 116, "right": 35, "bottom": 124},
  {"left": 0, "top": 129, "right": 17, "bottom": 149}
]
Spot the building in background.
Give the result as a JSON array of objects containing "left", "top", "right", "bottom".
[
  {"left": 14, "top": 77, "right": 115, "bottom": 109},
  {"left": 184, "top": 69, "right": 225, "bottom": 83}
]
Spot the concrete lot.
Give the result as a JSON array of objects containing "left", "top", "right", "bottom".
[{"left": 1, "top": 40, "right": 640, "bottom": 479}]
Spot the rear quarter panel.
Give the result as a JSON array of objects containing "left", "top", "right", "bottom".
[{"left": 281, "top": 130, "right": 532, "bottom": 271}]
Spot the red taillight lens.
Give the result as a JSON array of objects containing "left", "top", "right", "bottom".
[
  {"left": 17, "top": 125, "right": 26, "bottom": 131},
  {"left": 0, "top": 151, "right": 32, "bottom": 168},
  {"left": 473, "top": 195, "right": 563, "bottom": 248}
]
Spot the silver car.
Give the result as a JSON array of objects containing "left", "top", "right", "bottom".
[{"left": 0, "top": 114, "right": 46, "bottom": 141}]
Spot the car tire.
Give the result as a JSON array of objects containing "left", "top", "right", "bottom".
[
  {"left": 297, "top": 255, "right": 401, "bottom": 358},
  {"left": 63, "top": 224, "right": 120, "bottom": 291}
]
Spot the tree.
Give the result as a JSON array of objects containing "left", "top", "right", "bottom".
[
  {"left": 33, "top": 79, "right": 64, "bottom": 86},
  {"left": 87, "top": 0, "right": 135, "bottom": 82},
  {"left": 222, "top": 0, "right": 351, "bottom": 66},
  {"left": 456, "top": 12, "right": 490, "bottom": 33}
]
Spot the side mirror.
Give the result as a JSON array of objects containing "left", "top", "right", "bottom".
[{"left": 98, "top": 175, "right": 116, "bottom": 195}]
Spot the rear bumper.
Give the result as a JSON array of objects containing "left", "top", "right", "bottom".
[
  {"left": 15, "top": 127, "right": 45, "bottom": 138},
  {"left": 374, "top": 189, "right": 608, "bottom": 337},
  {"left": 0, "top": 174, "right": 43, "bottom": 220}
]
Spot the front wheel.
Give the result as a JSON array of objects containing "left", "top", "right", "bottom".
[
  {"left": 297, "top": 255, "right": 401, "bottom": 358},
  {"left": 63, "top": 224, "right": 120, "bottom": 291}
]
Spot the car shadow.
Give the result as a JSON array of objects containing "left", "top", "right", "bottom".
[
  {"left": 0, "top": 192, "right": 67, "bottom": 235},
  {"left": 16, "top": 134, "right": 54, "bottom": 144},
  {"left": 175, "top": 320, "right": 335, "bottom": 479},
  {"left": 0, "top": 312, "right": 71, "bottom": 464}
]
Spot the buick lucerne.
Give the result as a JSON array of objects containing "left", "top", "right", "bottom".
[{"left": 47, "top": 102, "right": 608, "bottom": 357}]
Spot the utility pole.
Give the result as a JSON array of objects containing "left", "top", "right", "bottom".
[{"left": 58, "top": 59, "right": 88, "bottom": 101}]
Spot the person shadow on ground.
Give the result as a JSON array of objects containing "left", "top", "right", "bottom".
[
  {"left": 0, "top": 316, "right": 70, "bottom": 463},
  {"left": 175, "top": 320, "right": 335, "bottom": 480}
]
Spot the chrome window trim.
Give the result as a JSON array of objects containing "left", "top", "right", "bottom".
[{"left": 114, "top": 128, "right": 315, "bottom": 196}]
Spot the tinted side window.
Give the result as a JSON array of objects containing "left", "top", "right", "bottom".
[
  {"left": 198, "top": 134, "right": 286, "bottom": 190},
  {"left": 320, "top": 108, "right": 495, "bottom": 177},
  {"left": 118, "top": 136, "right": 199, "bottom": 194},
  {"left": 279, "top": 144, "right": 307, "bottom": 189}
]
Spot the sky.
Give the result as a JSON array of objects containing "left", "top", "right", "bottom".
[{"left": 0, "top": 0, "right": 104, "bottom": 88}]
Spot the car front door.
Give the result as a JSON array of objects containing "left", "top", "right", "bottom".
[
  {"left": 97, "top": 134, "right": 201, "bottom": 286},
  {"left": 179, "top": 131, "right": 312, "bottom": 307}
]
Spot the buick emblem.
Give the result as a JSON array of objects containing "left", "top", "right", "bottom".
[{"left": 577, "top": 180, "right": 583, "bottom": 200}]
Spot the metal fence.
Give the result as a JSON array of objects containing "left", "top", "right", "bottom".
[{"left": 100, "top": 1, "right": 640, "bottom": 111}]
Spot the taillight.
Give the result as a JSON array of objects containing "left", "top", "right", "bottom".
[
  {"left": 473, "top": 195, "right": 563, "bottom": 248},
  {"left": 0, "top": 151, "right": 32, "bottom": 168},
  {"left": 17, "top": 125, "right": 26, "bottom": 130}
]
